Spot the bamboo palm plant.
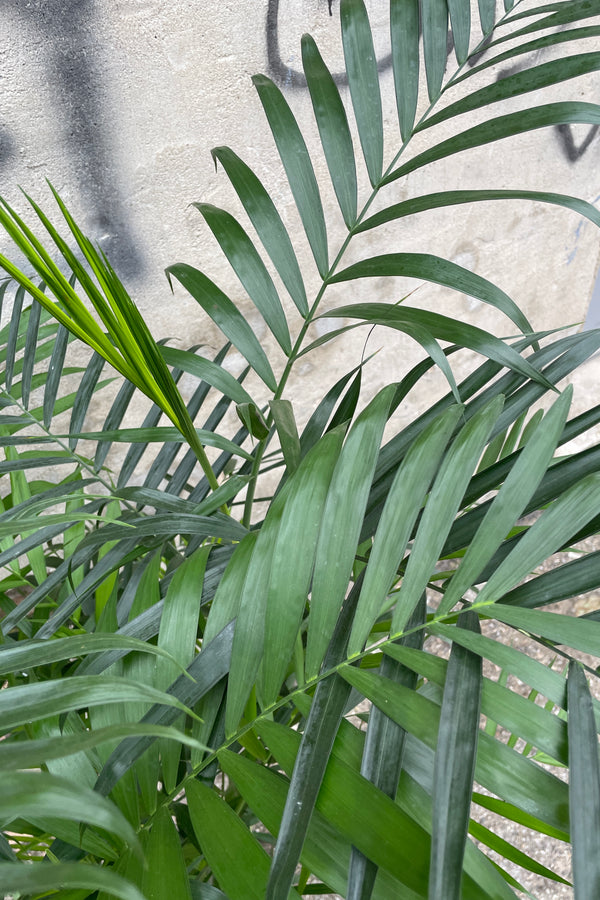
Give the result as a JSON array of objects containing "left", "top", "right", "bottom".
[{"left": 1, "top": 0, "right": 600, "bottom": 897}]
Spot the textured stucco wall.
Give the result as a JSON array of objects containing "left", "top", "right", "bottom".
[{"left": 1, "top": 0, "right": 600, "bottom": 433}]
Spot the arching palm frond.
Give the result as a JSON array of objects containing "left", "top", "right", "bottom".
[{"left": 1, "top": 1, "right": 600, "bottom": 898}]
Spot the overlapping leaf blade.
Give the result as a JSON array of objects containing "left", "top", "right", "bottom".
[
  {"left": 348, "top": 404, "right": 462, "bottom": 656},
  {"left": 340, "top": 0, "right": 383, "bottom": 187},
  {"left": 322, "top": 303, "right": 552, "bottom": 391},
  {"left": 166, "top": 263, "right": 277, "bottom": 391},
  {"left": 306, "top": 385, "right": 395, "bottom": 680},
  {"left": 187, "top": 779, "right": 301, "bottom": 900},
  {"left": 252, "top": 74, "right": 329, "bottom": 278},
  {"left": 348, "top": 597, "right": 427, "bottom": 900},
  {"left": 429, "top": 612, "right": 482, "bottom": 900},
  {"left": 193, "top": 203, "right": 292, "bottom": 354},
  {"left": 261, "top": 428, "right": 345, "bottom": 706},
  {"left": 568, "top": 661, "right": 600, "bottom": 899},
  {"left": 422, "top": 0, "right": 449, "bottom": 101},
  {"left": 384, "top": 103, "right": 600, "bottom": 184},
  {"left": 0, "top": 863, "right": 145, "bottom": 900},
  {"left": 390, "top": 395, "right": 503, "bottom": 636},
  {"left": 302, "top": 34, "right": 357, "bottom": 228},
  {"left": 437, "top": 386, "right": 572, "bottom": 617},
  {"left": 211, "top": 146, "right": 308, "bottom": 315},
  {"left": 391, "top": 0, "right": 420, "bottom": 142}
]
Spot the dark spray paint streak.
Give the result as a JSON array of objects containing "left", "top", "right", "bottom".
[
  {"left": 556, "top": 123, "right": 600, "bottom": 162},
  {"left": 266, "top": 0, "right": 393, "bottom": 89}
]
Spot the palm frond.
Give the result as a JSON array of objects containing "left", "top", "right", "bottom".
[{"left": 1, "top": 0, "right": 600, "bottom": 896}]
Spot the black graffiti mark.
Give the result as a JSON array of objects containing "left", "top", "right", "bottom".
[
  {"left": 266, "top": 0, "right": 393, "bottom": 89},
  {"left": 2, "top": 0, "right": 143, "bottom": 278},
  {"left": 556, "top": 123, "right": 600, "bottom": 162}
]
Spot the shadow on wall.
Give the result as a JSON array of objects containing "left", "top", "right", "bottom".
[
  {"left": 0, "top": 0, "right": 144, "bottom": 279},
  {"left": 0, "top": 127, "right": 15, "bottom": 173}
]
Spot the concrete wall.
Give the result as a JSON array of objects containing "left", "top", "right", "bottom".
[{"left": 1, "top": 1, "right": 600, "bottom": 434}]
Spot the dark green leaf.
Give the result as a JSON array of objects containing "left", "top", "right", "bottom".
[
  {"left": 94, "top": 377, "right": 136, "bottom": 471},
  {"left": 498, "top": 0, "right": 600, "bottom": 41},
  {"left": 5, "top": 285, "right": 25, "bottom": 392},
  {"left": 341, "top": 666, "right": 570, "bottom": 832},
  {"left": 469, "top": 819, "right": 570, "bottom": 885},
  {"left": 0, "top": 632, "right": 189, "bottom": 675},
  {"left": 69, "top": 351, "right": 107, "bottom": 451},
  {"left": 424, "top": 52, "right": 600, "bottom": 130},
  {"left": 384, "top": 102, "right": 600, "bottom": 183},
  {"left": 266, "top": 574, "right": 366, "bottom": 900},
  {"left": 470, "top": 473, "right": 600, "bottom": 609},
  {"left": 79, "top": 512, "right": 247, "bottom": 546},
  {"left": 502, "top": 550, "right": 600, "bottom": 609},
  {"left": 0, "top": 771, "right": 139, "bottom": 851},
  {"left": 65, "top": 426, "right": 252, "bottom": 460},
  {"left": 193, "top": 203, "right": 292, "bottom": 354},
  {"left": 187, "top": 780, "right": 300, "bottom": 900},
  {"left": 299, "top": 364, "right": 362, "bottom": 454},
  {"left": 0, "top": 675, "right": 193, "bottom": 731},
  {"left": 422, "top": 0, "right": 449, "bottom": 100},
  {"left": 323, "top": 303, "right": 553, "bottom": 391},
  {"left": 329, "top": 253, "right": 533, "bottom": 336},
  {"left": 457, "top": 25, "right": 600, "bottom": 86},
  {"left": 160, "top": 344, "right": 255, "bottom": 405},
  {"left": 447, "top": 0, "right": 470, "bottom": 63},
  {"left": 391, "top": 0, "right": 420, "bottom": 141},
  {"left": 302, "top": 34, "right": 357, "bottom": 228},
  {"left": 21, "top": 297, "right": 42, "bottom": 408},
  {"left": 94, "top": 623, "right": 234, "bottom": 797},
  {"left": 307, "top": 385, "right": 395, "bottom": 679},
  {"left": 261, "top": 428, "right": 345, "bottom": 706},
  {"left": 211, "top": 146, "right": 308, "bottom": 315},
  {"left": 341, "top": 0, "right": 383, "bottom": 186},
  {"left": 166, "top": 263, "right": 277, "bottom": 391},
  {"left": 252, "top": 74, "right": 329, "bottom": 277},
  {"left": 437, "top": 386, "right": 572, "bottom": 617},
  {"left": 348, "top": 597, "right": 426, "bottom": 900},
  {"left": 478, "top": 0, "right": 496, "bottom": 33},
  {"left": 429, "top": 612, "right": 482, "bottom": 900},
  {"left": 270, "top": 398, "right": 301, "bottom": 475},
  {"left": 356, "top": 189, "right": 600, "bottom": 234},
  {"left": 349, "top": 404, "right": 462, "bottom": 656},
  {"left": 236, "top": 402, "right": 270, "bottom": 440},
  {"left": 488, "top": 604, "right": 600, "bottom": 659},
  {"left": 262, "top": 719, "right": 433, "bottom": 897},
  {"left": 567, "top": 662, "right": 600, "bottom": 900},
  {"left": 391, "top": 396, "right": 503, "bottom": 635},
  {"left": 0, "top": 722, "right": 206, "bottom": 770},
  {"left": 0, "top": 862, "right": 145, "bottom": 900},
  {"left": 142, "top": 806, "right": 192, "bottom": 900},
  {"left": 43, "top": 322, "right": 70, "bottom": 428}
]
